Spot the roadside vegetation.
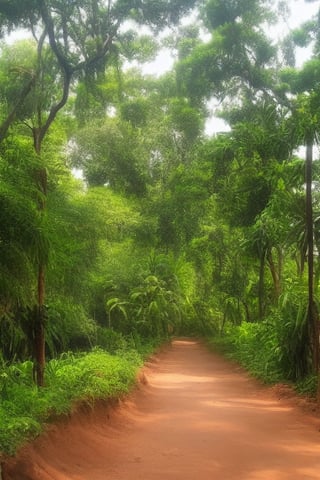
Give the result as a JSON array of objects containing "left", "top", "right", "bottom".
[
  {"left": 0, "top": 334, "right": 158, "bottom": 457},
  {"left": 208, "top": 324, "right": 317, "bottom": 396}
]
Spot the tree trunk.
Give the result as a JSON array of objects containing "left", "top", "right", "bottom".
[
  {"left": 242, "top": 301, "right": 250, "bottom": 322},
  {"left": 266, "top": 249, "right": 281, "bottom": 300},
  {"left": 305, "top": 141, "right": 319, "bottom": 374},
  {"left": 258, "top": 253, "right": 265, "bottom": 320},
  {"left": 33, "top": 130, "right": 47, "bottom": 387},
  {"left": 34, "top": 277, "right": 46, "bottom": 387}
]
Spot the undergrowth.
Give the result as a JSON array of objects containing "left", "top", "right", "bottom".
[
  {"left": 208, "top": 320, "right": 318, "bottom": 397},
  {"left": 208, "top": 322, "right": 284, "bottom": 384},
  {"left": 0, "top": 345, "right": 146, "bottom": 457}
]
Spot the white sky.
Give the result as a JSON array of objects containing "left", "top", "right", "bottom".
[{"left": 287, "top": 0, "right": 319, "bottom": 28}]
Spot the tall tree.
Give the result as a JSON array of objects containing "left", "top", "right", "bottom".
[
  {"left": 0, "top": 0, "right": 198, "bottom": 385},
  {"left": 176, "top": 0, "right": 277, "bottom": 108}
]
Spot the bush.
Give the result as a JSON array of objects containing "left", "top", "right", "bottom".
[
  {"left": 272, "top": 296, "right": 310, "bottom": 381},
  {"left": 208, "top": 321, "right": 283, "bottom": 383},
  {"left": 46, "top": 300, "right": 97, "bottom": 355},
  {"left": 209, "top": 297, "right": 315, "bottom": 386},
  {"left": 95, "top": 327, "right": 128, "bottom": 353},
  {"left": 0, "top": 348, "right": 143, "bottom": 456}
]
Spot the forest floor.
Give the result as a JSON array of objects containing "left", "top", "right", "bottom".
[{"left": 3, "top": 338, "right": 320, "bottom": 480}]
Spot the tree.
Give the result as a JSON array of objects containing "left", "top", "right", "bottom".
[
  {"left": 70, "top": 118, "right": 147, "bottom": 195},
  {"left": 0, "top": 0, "right": 199, "bottom": 385},
  {"left": 280, "top": 61, "right": 320, "bottom": 375},
  {"left": 176, "top": 0, "right": 277, "bottom": 108}
]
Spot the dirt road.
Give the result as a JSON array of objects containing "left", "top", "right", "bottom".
[{"left": 4, "top": 339, "right": 320, "bottom": 479}]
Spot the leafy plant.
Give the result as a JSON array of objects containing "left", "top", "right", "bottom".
[
  {"left": 106, "top": 298, "right": 128, "bottom": 329},
  {"left": 208, "top": 321, "right": 283, "bottom": 384},
  {"left": 130, "top": 275, "right": 179, "bottom": 337},
  {"left": 273, "top": 289, "right": 310, "bottom": 380},
  {"left": 0, "top": 348, "right": 144, "bottom": 456}
]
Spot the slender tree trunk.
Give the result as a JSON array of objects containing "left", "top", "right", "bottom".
[
  {"left": 220, "top": 311, "right": 227, "bottom": 333},
  {"left": 305, "top": 141, "right": 319, "bottom": 374},
  {"left": 242, "top": 301, "right": 250, "bottom": 322},
  {"left": 266, "top": 249, "right": 281, "bottom": 300},
  {"left": 33, "top": 130, "right": 47, "bottom": 387},
  {"left": 258, "top": 253, "right": 265, "bottom": 320},
  {"left": 34, "top": 266, "right": 46, "bottom": 386}
]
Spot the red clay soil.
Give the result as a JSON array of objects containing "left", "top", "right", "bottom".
[{"left": 3, "top": 339, "right": 320, "bottom": 480}]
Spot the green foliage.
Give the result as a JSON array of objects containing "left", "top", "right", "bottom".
[
  {"left": 0, "top": 0, "right": 320, "bottom": 428},
  {"left": 46, "top": 300, "right": 97, "bottom": 356},
  {"left": 0, "top": 137, "right": 49, "bottom": 311},
  {"left": 106, "top": 297, "right": 128, "bottom": 329},
  {"left": 209, "top": 322, "right": 283, "bottom": 383},
  {"left": 0, "top": 348, "right": 143, "bottom": 456},
  {"left": 98, "top": 249, "right": 200, "bottom": 337},
  {"left": 0, "top": 40, "right": 37, "bottom": 122},
  {"left": 0, "top": 312, "right": 30, "bottom": 362},
  {"left": 209, "top": 285, "right": 313, "bottom": 384},
  {"left": 120, "top": 99, "right": 149, "bottom": 127},
  {"left": 177, "top": 0, "right": 276, "bottom": 104},
  {"left": 295, "top": 374, "right": 317, "bottom": 397},
  {"left": 69, "top": 119, "right": 147, "bottom": 195},
  {"left": 168, "top": 98, "right": 203, "bottom": 145},
  {"left": 130, "top": 274, "right": 178, "bottom": 336},
  {"left": 273, "top": 288, "right": 310, "bottom": 380},
  {"left": 95, "top": 327, "right": 128, "bottom": 353},
  {"left": 203, "top": 0, "right": 270, "bottom": 30}
]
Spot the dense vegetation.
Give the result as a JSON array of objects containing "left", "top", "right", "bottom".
[{"left": 1, "top": 0, "right": 320, "bottom": 457}]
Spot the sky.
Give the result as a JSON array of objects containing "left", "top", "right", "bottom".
[
  {"left": 287, "top": 0, "right": 319, "bottom": 28},
  {"left": 277, "top": 0, "right": 319, "bottom": 66}
]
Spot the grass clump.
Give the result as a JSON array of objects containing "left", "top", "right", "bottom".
[
  {"left": 0, "top": 348, "right": 143, "bottom": 456},
  {"left": 208, "top": 316, "right": 318, "bottom": 398},
  {"left": 208, "top": 321, "right": 284, "bottom": 384}
]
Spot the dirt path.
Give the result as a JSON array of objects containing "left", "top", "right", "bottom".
[{"left": 4, "top": 339, "right": 320, "bottom": 480}]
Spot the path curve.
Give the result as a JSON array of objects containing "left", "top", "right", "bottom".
[{"left": 4, "top": 339, "right": 320, "bottom": 479}]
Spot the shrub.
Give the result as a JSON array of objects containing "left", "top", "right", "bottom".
[
  {"left": 208, "top": 321, "right": 283, "bottom": 383},
  {"left": 95, "top": 327, "right": 128, "bottom": 353},
  {"left": 0, "top": 348, "right": 143, "bottom": 456}
]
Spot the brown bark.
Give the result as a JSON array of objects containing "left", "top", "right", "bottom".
[
  {"left": 33, "top": 304, "right": 46, "bottom": 387},
  {"left": 33, "top": 129, "right": 47, "bottom": 386},
  {"left": 305, "top": 141, "right": 320, "bottom": 374},
  {"left": 258, "top": 253, "right": 265, "bottom": 320},
  {"left": 266, "top": 249, "right": 281, "bottom": 300}
]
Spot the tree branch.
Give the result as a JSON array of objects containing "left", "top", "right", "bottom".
[{"left": 0, "top": 74, "right": 36, "bottom": 142}]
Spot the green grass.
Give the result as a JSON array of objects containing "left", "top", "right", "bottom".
[
  {"left": 207, "top": 322, "right": 284, "bottom": 384},
  {"left": 0, "top": 348, "right": 143, "bottom": 457},
  {"left": 207, "top": 322, "right": 318, "bottom": 398}
]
